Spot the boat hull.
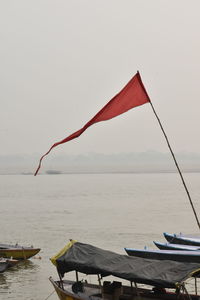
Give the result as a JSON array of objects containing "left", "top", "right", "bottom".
[
  {"left": 125, "top": 248, "right": 200, "bottom": 262},
  {"left": 0, "top": 257, "right": 18, "bottom": 272},
  {"left": 0, "top": 261, "right": 9, "bottom": 273},
  {"left": 154, "top": 241, "right": 200, "bottom": 251},
  {"left": 0, "top": 248, "right": 40, "bottom": 259},
  {"left": 163, "top": 233, "right": 200, "bottom": 246},
  {"left": 49, "top": 278, "right": 101, "bottom": 300},
  {"left": 49, "top": 277, "right": 200, "bottom": 300}
]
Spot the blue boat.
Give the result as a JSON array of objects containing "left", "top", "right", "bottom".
[
  {"left": 164, "top": 232, "right": 200, "bottom": 246},
  {"left": 154, "top": 241, "right": 200, "bottom": 251},
  {"left": 124, "top": 247, "right": 200, "bottom": 262}
]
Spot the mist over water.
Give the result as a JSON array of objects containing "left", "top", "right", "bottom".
[
  {"left": 1, "top": 151, "right": 200, "bottom": 176},
  {"left": 0, "top": 172, "right": 200, "bottom": 300}
]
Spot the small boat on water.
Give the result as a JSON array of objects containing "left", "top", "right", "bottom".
[
  {"left": 154, "top": 241, "right": 200, "bottom": 251},
  {"left": 0, "top": 257, "right": 19, "bottom": 273},
  {"left": 49, "top": 240, "right": 200, "bottom": 300},
  {"left": 164, "top": 232, "right": 200, "bottom": 246},
  {"left": 125, "top": 247, "right": 200, "bottom": 262},
  {"left": 0, "top": 258, "right": 9, "bottom": 273},
  {"left": 0, "top": 243, "right": 40, "bottom": 260}
]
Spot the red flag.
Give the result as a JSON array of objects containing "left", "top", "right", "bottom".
[{"left": 34, "top": 71, "right": 150, "bottom": 175}]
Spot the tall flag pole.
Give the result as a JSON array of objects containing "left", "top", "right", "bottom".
[
  {"left": 149, "top": 100, "right": 200, "bottom": 230},
  {"left": 34, "top": 71, "right": 200, "bottom": 229},
  {"left": 137, "top": 73, "right": 200, "bottom": 230}
]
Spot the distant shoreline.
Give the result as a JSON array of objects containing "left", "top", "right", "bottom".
[
  {"left": 1, "top": 169, "right": 200, "bottom": 176},
  {"left": 1, "top": 151, "right": 200, "bottom": 176}
]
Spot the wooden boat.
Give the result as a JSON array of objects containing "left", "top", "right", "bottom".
[
  {"left": 163, "top": 232, "right": 200, "bottom": 246},
  {"left": 49, "top": 240, "right": 200, "bottom": 300},
  {"left": 154, "top": 241, "right": 200, "bottom": 251},
  {"left": 0, "top": 243, "right": 40, "bottom": 259},
  {"left": 125, "top": 247, "right": 200, "bottom": 262}
]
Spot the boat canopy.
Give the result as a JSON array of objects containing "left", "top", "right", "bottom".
[{"left": 50, "top": 241, "right": 200, "bottom": 289}]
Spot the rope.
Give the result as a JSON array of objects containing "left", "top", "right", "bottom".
[{"left": 43, "top": 290, "right": 55, "bottom": 300}]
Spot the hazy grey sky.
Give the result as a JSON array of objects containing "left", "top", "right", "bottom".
[{"left": 1, "top": 0, "right": 200, "bottom": 159}]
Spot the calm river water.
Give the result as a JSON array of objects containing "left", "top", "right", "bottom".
[{"left": 0, "top": 172, "right": 200, "bottom": 300}]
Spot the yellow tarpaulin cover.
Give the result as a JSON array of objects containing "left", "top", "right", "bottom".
[{"left": 50, "top": 239, "right": 77, "bottom": 266}]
